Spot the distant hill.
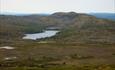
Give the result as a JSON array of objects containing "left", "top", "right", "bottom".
[
  {"left": 0, "top": 12, "right": 115, "bottom": 44},
  {"left": 48, "top": 12, "right": 115, "bottom": 43},
  {"left": 88, "top": 13, "right": 115, "bottom": 20}
]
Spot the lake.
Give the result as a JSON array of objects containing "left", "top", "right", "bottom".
[{"left": 23, "top": 30, "right": 59, "bottom": 40}]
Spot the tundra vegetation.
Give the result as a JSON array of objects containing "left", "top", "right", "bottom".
[{"left": 0, "top": 12, "right": 115, "bottom": 70}]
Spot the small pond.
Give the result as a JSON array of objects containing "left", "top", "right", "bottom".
[{"left": 23, "top": 30, "right": 59, "bottom": 40}]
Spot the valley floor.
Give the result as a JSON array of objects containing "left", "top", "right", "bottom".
[{"left": 0, "top": 40, "right": 115, "bottom": 70}]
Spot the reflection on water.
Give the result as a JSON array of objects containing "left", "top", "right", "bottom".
[{"left": 23, "top": 30, "right": 59, "bottom": 40}]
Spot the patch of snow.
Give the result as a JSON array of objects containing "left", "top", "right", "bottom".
[
  {"left": 0, "top": 46, "right": 15, "bottom": 49},
  {"left": 4, "top": 57, "right": 17, "bottom": 60}
]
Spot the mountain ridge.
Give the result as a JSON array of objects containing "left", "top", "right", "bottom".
[{"left": 0, "top": 12, "right": 115, "bottom": 44}]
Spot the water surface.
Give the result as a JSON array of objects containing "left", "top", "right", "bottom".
[{"left": 23, "top": 30, "right": 59, "bottom": 40}]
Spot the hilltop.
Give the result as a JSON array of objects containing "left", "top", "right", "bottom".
[{"left": 0, "top": 12, "right": 115, "bottom": 44}]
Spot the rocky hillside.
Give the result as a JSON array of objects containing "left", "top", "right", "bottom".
[
  {"left": 49, "top": 12, "right": 115, "bottom": 43},
  {"left": 0, "top": 12, "right": 115, "bottom": 44}
]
